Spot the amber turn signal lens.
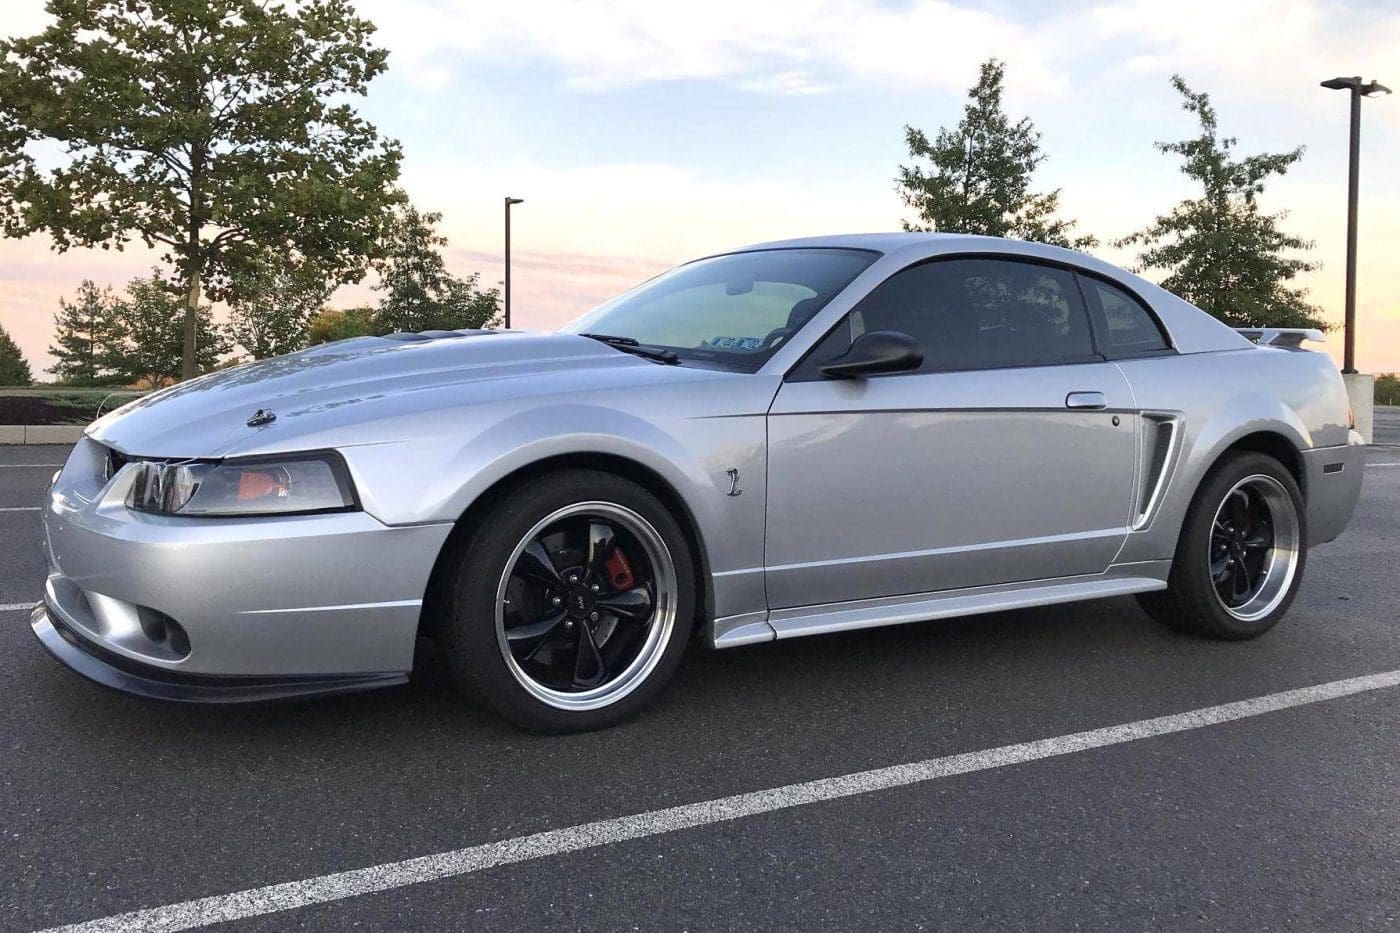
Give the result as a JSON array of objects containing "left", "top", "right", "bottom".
[{"left": 237, "top": 469, "right": 286, "bottom": 501}]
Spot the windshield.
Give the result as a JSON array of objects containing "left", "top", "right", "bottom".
[{"left": 564, "top": 248, "right": 878, "bottom": 371}]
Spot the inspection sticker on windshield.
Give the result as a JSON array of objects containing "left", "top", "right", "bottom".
[{"left": 703, "top": 336, "right": 763, "bottom": 350}]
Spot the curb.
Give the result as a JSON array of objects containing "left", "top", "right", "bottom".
[{"left": 0, "top": 425, "right": 85, "bottom": 445}]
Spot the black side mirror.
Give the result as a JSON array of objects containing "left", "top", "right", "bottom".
[{"left": 820, "top": 330, "right": 924, "bottom": 379}]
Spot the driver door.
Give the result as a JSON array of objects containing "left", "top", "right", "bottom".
[{"left": 764, "top": 256, "right": 1138, "bottom": 609}]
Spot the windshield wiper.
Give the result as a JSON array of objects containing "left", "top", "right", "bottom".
[{"left": 580, "top": 333, "right": 680, "bottom": 365}]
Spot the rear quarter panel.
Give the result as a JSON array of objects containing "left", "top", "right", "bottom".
[{"left": 1115, "top": 346, "right": 1351, "bottom": 564}]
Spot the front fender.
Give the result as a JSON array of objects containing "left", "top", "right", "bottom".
[{"left": 338, "top": 401, "right": 771, "bottom": 622}]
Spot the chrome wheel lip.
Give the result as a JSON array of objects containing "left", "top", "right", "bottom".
[
  {"left": 1208, "top": 474, "right": 1301, "bottom": 622},
  {"left": 495, "top": 501, "right": 677, "bottom": 712}
]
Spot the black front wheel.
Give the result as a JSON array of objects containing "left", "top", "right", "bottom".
[{"left": 438, "top": 470, "right": 696, "bottom": 732}]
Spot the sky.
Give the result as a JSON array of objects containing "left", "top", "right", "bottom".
[{"left": 2, "top": 0, "right": 1399, "bottom": 377}]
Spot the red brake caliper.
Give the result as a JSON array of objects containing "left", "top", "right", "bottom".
[{"left": 604, "top": 548, "right": 634, "bottom": 591}]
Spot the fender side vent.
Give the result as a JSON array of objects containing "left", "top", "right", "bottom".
[{"left": 1133, "top": 413, "right": 1181, "bottom": 530}]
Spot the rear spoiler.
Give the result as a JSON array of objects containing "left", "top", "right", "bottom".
[{"left": 1235, "top": 327, "right": 1326, "bottom": 349}]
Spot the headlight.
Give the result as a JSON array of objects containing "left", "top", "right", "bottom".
[{"left": 127, "top": 452, "right": 358, "bottom": 517}]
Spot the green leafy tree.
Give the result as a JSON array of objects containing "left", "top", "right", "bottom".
[
  {"left": 898, "top": 59, "right": 1096, "bottom": 250},
  {"left": 227, "top": 261, "right": 333, "bottom": 359},
  {"left": 307, "top": 306, "right": 378, "bottom": 346},
  {"left": 109, "top": 272, "right": 229, "bottom": 387},
  {"left": 1116, "top": 76, "right": 1325, "bottom": 330},
  {"left": 373, "top": 204, "right": 501, "bottom": 334},
  {"left": 1375, "top": 373, "right": 1400, "bottom": 406},
  {"left": 49, "top": 280, "right": 126, "bottom": 385},
  {"left": 0, "top": 0, "right": 405, "bottom": 382},
  {"left": 0, "top": 322, "right": 32, "bottom": 385}
]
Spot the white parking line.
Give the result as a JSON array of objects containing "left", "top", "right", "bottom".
[
  {"left": 41, "top": 667, "right": 1400, "bottom": 933},
  {"left": 1366, "top": 462, "right": 1400, "bottom": 468},
  {"left": 0, "top": 506, "right": 40, "bottom": 512},
  {"left": 0, "top": 463, "right": 62, "bottom": 468},
  {"left": 1, "top": 602, "right": 34, "bottom": 613}
]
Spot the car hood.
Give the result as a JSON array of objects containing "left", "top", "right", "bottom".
[{"left": 87, "top": 331, "right": 715, "bottom": 458}]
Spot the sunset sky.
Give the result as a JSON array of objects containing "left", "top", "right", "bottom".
[{"left": 2, "top": 0, "right": 1398, "bottom": 376}]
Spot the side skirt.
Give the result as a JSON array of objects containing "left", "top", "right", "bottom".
[{"left": 710, "top": 560, "right": 1171, "bottom": 648}]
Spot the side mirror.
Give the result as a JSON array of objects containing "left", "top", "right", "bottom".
[{"left": 820, "top": 330, "right": 924, "bottom": 379}]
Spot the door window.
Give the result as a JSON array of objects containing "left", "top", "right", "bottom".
[{"left": 796, "top": 257, "right": 1098, "bottom": 377}]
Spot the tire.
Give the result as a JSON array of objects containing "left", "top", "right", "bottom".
[
  {"left": 438, "top": 469, "right": 696, "bottom": 732},
  {"left": 1137, "top": 452, "right": 1307, "bottom": 640}
]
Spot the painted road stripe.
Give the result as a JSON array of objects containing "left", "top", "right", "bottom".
[
  {"left": 0, "top": 506, "right": 40, "bottom": 512},
  {"left": 1366, "top": 462, "right": 1400, "bottom": 468},
  {"left": 0, "top": 463, "right": 62, "bottom": 468},
  {"left": 1, "top": 602, "right": 34, "bottom": 613},
  {"left": 40, "top": 668, "right": 1400, "bottom": 933}
]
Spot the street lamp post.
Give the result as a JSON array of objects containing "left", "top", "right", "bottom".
[
  {"left": 504, "top": 196, "right": 525, "bottom": 329},
  {"left": 1320, "top": 76, "right": 1390, "bottom": 374}
]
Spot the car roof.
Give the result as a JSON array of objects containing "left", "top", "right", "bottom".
[
  {"left": 733, "top": 231, "right": 1103, "bottom": 265},
  {"left": 735, "top": 232, "right": 961, "bottom": 252}
]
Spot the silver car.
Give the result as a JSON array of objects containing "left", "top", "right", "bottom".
[{"left": 33, "top": 234, "right": 1365, "bottom": 731}]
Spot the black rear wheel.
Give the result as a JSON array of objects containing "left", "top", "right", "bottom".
[{"left": 1138, "top": 452, "right": 1306, "bottom": 640}]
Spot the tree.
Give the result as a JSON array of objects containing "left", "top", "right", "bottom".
[
  {"left": 108, "top": 272, "right": 229, "bottom": 387},
  {"left": 307, "top": 306, "right": 378, "bottom": 346},
  {"left": 227, "top": 261, "right": 332, "bottom": 359},
  {"left": 1116, "top": 76, "right": 1326, "bottom": 330},
  {"left": 0, "top": 0, "right": 404, "bottom": 382},
  {"left": 373, "top": 204, "right": 502, "bottom": 334},
  {"left": 0, "top": 322, "right": 32, "bottom": 385},
  {"left": 49, "top": 280, "right": 126, "bottom": 385},
  {"left": 1376, "top": 373, "right": 1400, "bottom": 406},
  {"left": 898, "top": 59, "right": 1096, "bottom": 250}
]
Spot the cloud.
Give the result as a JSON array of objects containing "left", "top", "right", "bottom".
[
  {"left": 1087, "top": 0, "right": 1400, "bottom": 121},
  {"left": 354, "top": 0, "right": 1066, "bottom": 96}
]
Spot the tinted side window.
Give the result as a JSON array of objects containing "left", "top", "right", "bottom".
[
  {"left": 798, "top": 258, "right": 1097, "bottom": 376},
  {"left": 1083, "top": 277, "right": 1169, "bottom": 355}
]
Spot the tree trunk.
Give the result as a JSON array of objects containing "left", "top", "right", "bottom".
[{"left": 181, "top": 267, "right": 201, "bottom": 382}]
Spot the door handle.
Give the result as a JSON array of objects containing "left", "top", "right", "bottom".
[{"left": 1065, "top": 391, "right": 1108, "bottom": 410}]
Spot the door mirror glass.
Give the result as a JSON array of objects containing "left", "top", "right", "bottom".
[{"left": 819, "top": 331, "right": 924, "bottom": 379}]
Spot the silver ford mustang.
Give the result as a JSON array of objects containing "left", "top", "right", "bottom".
[{"left": 34, "top": 234, "right": 1364, "bottom": 731}]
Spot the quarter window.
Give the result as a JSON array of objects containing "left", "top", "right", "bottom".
[
  {"left": 799, "top": 257, "right": 1097, "bottom": 376},
  {"left": 1083, "top": 277, "right": 1170, "bottom": 355}
]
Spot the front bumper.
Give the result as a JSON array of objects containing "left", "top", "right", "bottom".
[
  {"left": 31, "top": 602, "right": 407, "bottom": 703},
  {"left": 36, "top": 438, "right": 455, "bottom": 696}
]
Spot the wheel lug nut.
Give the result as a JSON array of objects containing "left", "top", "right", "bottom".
[
  {"left": 568, "top": 575, "right": 578, "bottom": 584},
  {"left": 552, "top": 596, "right": 563, "bottom": 607},
  {"left": 589, "top": 611, "right": 599, "bottom": 621},
  {"left": 591, "top": 584, "right": 601, "bottom": 593}
]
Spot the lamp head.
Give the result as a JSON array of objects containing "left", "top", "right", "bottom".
[{"left": 505, "top": 196, "right": 525, "bottom": 206}]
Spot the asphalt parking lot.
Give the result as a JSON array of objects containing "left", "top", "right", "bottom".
[{"left": 3, "top": 443, "right": 1399, "bottom": 932}]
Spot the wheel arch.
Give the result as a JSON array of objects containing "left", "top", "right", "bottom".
[
  {"left": 1213, "top": 430, "right": 1307, "bottom": 500},
  {"left": 418, "top": 451, "right": 716, "bottom": 645}
]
